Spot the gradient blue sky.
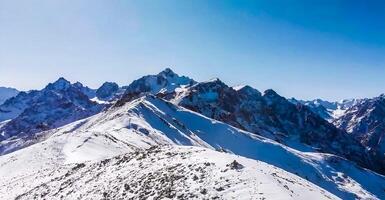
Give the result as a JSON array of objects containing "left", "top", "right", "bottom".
[{"left": 1, "top": 0, "right": 384, "bottom": 101}]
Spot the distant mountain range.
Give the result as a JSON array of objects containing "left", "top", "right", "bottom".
[
  {"left": 291, "top": 97, "right": 385, "bottom": 172},
  {"left": 0, "top": 87, "right": 19, "bottom": 104},
  {"left": 0, "top": 68, "right": 384, "bottom": 199}
]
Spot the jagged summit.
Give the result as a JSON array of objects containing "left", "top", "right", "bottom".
[
  {"left": 263, "top": 89, "right": 279, "bottom": 97},
  {"left": 190, "top": 78, "right": 228, "bottom": 91},
  {"left": 45, "top": 77, "right": 71, "bottom": 90},
  {"left": 0, "top": 78, "right": 103, "bottom": 141},
  {"left": 73, "top": 81, "right": 85, "bottom": 88},
  {"left": 96, "top": 82, "right": 120, "bottom": 100},
  {"left": 237, "top": 85, "right": 262, "bottom": 97},
  {"left": 157, "top": 67, "right": 177, "bottom": 77},
  {"left": 125, "top": 68, "right": 196, "bottom": 95}
]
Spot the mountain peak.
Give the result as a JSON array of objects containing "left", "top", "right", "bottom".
[
  {"left": 205, "top": 78, "right": 223, "bottom": 84},
  {"left": 96, "top": 82, "right": 120, "bottom": 100},
  {"left": 47, "top": 77, "right": 71, "bottom": 90},
  {"left": 263, "top": 89, "right": 278, "bottom": 97},
  {"left": 236, "top": 85, "right": 261, "bottom": 97},
  {"left": 73, "top": 81, "right": 84, "bottom": 88},
  {"left": 196, "top": 78, "right": 228, "bottom": 89},
  {"left": 158, "top": 67, "right": 177, "bottom": 78},
  {"left": 55, "top": 77, "right": 70, "bottom": 83}
]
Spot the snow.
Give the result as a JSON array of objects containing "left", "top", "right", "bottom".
[
  {"left": 0, "top": 146, "right": 338, "bottom": 200},
  {"left": 232, "top": 85, "right": 246, "bottom": 91},
  {"left": 0, "top": 95, "right": 384, "bottom": 199},
  {"left": 126, "top": 68, "right": 196, "bottom": 95},
  {"left": 90, "top": 97, "right": 109, "bottom": 104},
  {"left": 331, "top": 106, "right": 347, "bottom": 120}
]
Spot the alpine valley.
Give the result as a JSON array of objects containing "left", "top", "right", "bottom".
[{"left": 0, "top": 68, "right": 384, "bottom": 200}]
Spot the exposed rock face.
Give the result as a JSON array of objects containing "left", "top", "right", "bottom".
[
  {"left": 96, "top": 82, "right": 120, "bottom": 100},
  {"left": 289, "top": 98, "right": 362, "bottom": 121},
  {"left": 0, "top": 78, "right": 103, "bottom": 141},
  {"left": 334, "top": 95, "right": 385, "bottom": 173},
  {"left": 175, "top": 80, "right": 377, "bottom": 174},
  {"left": 112, "top": 69, "right": 384, "bottom": 175},
  {"left": 73, "top": 82, "right": 96, "bottom": 99},
  {"left": 125, "top": 68, "right": 196, "bottom": 95}
]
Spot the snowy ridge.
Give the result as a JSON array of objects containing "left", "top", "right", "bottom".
[
  {"left": 9, "top": 146, "right": 343, "bottom": 200},
  {"left": 0, "top": 145, "right": 339, "bottom": 200},
  {"left": 1, "top": 95, "right": 384, "bottom": 199}
]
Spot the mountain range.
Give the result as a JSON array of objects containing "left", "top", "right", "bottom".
[
  {"left": 0, "top": 68, "right": 384, "bottom": 199},
  {"left": 0, "top": 87, "right": 19, "bottom": 105}
]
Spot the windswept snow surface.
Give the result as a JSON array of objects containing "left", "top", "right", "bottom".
[
  {"left": 0, "top": 146, "right": 338, "bottom": 200},
  {"left": 0, "top": 95, "right": 384, "bottom": 199}
]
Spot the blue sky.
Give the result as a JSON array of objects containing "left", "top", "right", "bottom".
[{"left": 0, "top": 0, "right": 384, "bottom": 101}]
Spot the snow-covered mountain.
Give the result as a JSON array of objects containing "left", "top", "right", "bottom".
[
  {"left": 290, "top": 97, "right": 385, "bottom": 173},
  {"left": 95, "top": 82, "right": 120, "bottom": 100},
  {"left": 73, "top": 81, "right": 96, "bottom": 99},
  {"left": 0, "top": 78, "right": 103, "bottom": 143},
  {"left": 0, "top": 87, "right": 19, "bottom": 105},
  {"left": 125, "top": 68, "right": 196, "bottom": 95},
  {"left": 100, "top": 69, "right": 383, "bottom": 176},
  {"left": 333, "top": 95, "right": 385, "bottom": 172},
  {"left": 1, "top": 95, "right": 384, "bottom": 199},
  {"left": 289, "top": 98, "right": 362, "bottom": 121},
  {"left": 166, "top": 79, "right": 380, "bottom": 174},
  {"left": 1, "top": 68, "right": 385, "bottom": 199}
]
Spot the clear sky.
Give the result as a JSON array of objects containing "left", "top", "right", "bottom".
[{"left": 0, "top": 0, "right": 384, "bottom": 101}]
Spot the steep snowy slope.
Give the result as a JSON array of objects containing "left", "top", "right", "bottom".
[
  {"left": 1, "top": 95, "right": 384, "bottom": 199},
  {"left": 0, "top": 87, "right": 19, "bottom": 104},
  {"left": 170, "top": 79, "right": 380, "bottom": 175}
]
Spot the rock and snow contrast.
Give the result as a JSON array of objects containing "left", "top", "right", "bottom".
[
  {"left": 0, "top": 68, "right": 385, "bottom": 200},
  {"left": 0, "top": 78, "right": 104, "bottom": 144},
  {"left": 289, "top": 98, "right": 362, "bottom": 122}
]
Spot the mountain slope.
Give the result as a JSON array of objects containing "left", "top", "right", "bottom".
[
  {"left": 170, "top": 79, "right": 377, "bottom": 174},
  {"left": 2, "top": 146, "right": 338, "bottom": 200},
  {"left": 0, "top": 87, "right": 19, "bottom": 105},
  {"left": 334, "top": 95, "right": 385, "bottom": 173},
  {"left": 1, "top": 95, "right": 384, "bottom": 199},
  {"left": 5, "top": 147, "right": 337, "bottom": 199},
  {"left": 0, "top": 78, "right": 103, "bottom": 142}
]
